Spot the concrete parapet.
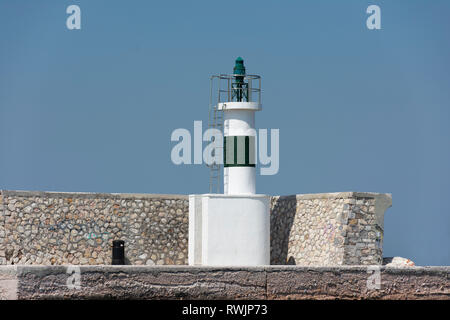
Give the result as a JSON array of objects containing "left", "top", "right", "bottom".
[{"left": 0, "top": 265, "right": 447, "bottom": 300}]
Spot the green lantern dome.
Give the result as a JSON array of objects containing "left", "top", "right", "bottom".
[{"left": 233, "top": 57, "right": 246, "bottom": 75}]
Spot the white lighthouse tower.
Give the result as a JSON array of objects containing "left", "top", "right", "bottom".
[
  {"left": 221, "top": 57, "right": 259, "bottom": 195},
  {"left": 188, "top": 58, "right": 270, "bottom": 266}
]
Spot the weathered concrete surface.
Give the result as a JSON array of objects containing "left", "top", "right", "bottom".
[
  {"left": 0, "top": 266, "right": 17, "bottom": 300},
  {"left": 266, "top": 266, "right": 449, "bottom": 300},
  {"left": 16, "top": 266, "right": 267, "bottom": 300},
  {"left": 0, "top": 265, "right": 448, "bottom": 300}
]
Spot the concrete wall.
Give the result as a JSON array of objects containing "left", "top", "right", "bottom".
[
  {"left": 189, "top": 194, "right": 270, "bottom": 266},
  {"left": 0, "top": 190, "right": 391, "bottom": 266},
  {"left": 0, "top": 265, "right": 448, "bottom": 300}
]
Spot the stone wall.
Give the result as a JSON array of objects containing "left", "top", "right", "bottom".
[
  {"left": 0, "top": 191, "right": 188, "bottom": 266},
  {"left": 270, "top": 192, "right": 392, "bottom": 265},
  {"left": 0, "top": 265, "right": 448, "bottom": 300},
  {"left": 0, "top": 190, "right": 391, "bottom": 266}
]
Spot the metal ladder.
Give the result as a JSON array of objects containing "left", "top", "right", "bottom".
[{"left": 208, "top": 82, "right": 224, "bottom": 194}]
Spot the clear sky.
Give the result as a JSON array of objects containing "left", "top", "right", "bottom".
[{"left": 0, "top": 0, "right": 449, "bottom": 266}]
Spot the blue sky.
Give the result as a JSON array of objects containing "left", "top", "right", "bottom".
[{"left": 0, "top": 0, "right": 449, "bottom": 265}]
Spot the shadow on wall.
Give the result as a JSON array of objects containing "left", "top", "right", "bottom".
[{"left": 270, "top": 195, "right": 296, "bottom": 265}]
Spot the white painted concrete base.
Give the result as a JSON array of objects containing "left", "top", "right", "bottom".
[{"left": 188, "top": 194, "right": 270, "bottom": 266}]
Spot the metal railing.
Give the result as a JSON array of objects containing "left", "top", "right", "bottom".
[{"left": 211, "top": 74, "right": 261, "bottom": 104}]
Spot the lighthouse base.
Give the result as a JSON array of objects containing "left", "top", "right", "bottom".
[{"left": 188, "top": 194, "right": 270, "bottom": 266}]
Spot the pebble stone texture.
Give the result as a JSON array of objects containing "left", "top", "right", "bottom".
[
  {"left": 0, "top": 190, "right": 391, "bottom": 266},
  {"left": 0, "top": 191, "right": 189, "bottom": 266},
  {"left": 270, "top": 192, "right": 392, "bottom": 266}
]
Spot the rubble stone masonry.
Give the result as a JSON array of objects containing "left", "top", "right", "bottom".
[{"left": 0, "top": 190, "right": 391, "bottom": 266}]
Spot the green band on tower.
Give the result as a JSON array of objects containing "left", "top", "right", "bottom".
[{"left": 224, "top": 135, "right": 255, "bottom": 167}]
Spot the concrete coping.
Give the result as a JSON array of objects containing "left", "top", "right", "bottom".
[
  {"left": 0, "top": 190, "right": 189, "bottom": 200},
  {"left": 1, "top": 190, "right": 392, "bottom": 201},
  {"left": 272, "top": 192, "right": 392, "bottom": 201},
  {"left": 2, "top": 265, "right": 449, "bottom": 275},
  {"left": 1, "top": 265, "right": 448, "bottom": 300}
]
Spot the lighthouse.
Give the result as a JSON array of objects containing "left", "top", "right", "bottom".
[
  {"left": 221, "top": 57, "right": 260, "bottom": 195},
  {"left": 188, "top": 58, "right": 270, "bottom": 266}
]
